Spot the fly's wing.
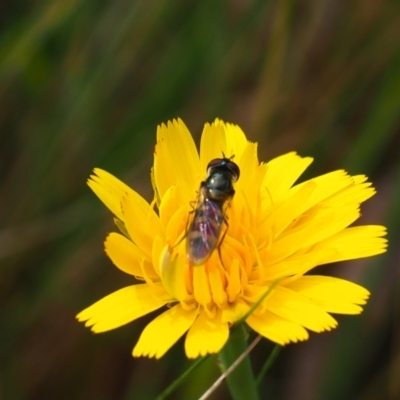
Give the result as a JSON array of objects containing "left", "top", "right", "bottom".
[{"left": 187, "top": 198, "right": 224, "bottom": 265}]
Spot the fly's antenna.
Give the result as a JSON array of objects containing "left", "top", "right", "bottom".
[{"left": 221, "top": 151, "right": 235, "bottom": 160}]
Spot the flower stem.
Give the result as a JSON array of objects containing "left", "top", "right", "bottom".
[
  {"left": 256, "top": 345, "right": 281, "bottom": 387},
  {"left": 155, "top": 356, "right": 209, "bottom": 400},
  {"left": 218, "top": 325, "right": 260, "bottom": 400}
]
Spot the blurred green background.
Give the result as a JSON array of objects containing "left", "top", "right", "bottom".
[{"left": 1, "top": 1, "right": 399, "bottom": 399}]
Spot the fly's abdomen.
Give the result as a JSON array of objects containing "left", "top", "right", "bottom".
[{"left": 187, "top": 200, "right": 223, "bottom": 265}]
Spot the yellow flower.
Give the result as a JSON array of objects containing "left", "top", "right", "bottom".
[{"left": 77, "top": 119, "right": 387, "bottom": 359}]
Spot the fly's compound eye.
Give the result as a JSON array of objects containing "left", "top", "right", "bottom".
[
  {"left": 225, "top": 160, "right": 240, "bottom": 181},
  {"left": 206, "top": 157, "right": 240, "bottom": 182},
  {"left": 207, "top": 158, "right": 224, "bottom": 171}
]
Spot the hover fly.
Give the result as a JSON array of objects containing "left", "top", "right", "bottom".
[{"left": 186, "top": 156, "right": 240, "bottom": 265}]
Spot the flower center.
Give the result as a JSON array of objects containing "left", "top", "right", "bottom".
[{"left": 158, "top": 183, "right": 266, "bottom": 317}]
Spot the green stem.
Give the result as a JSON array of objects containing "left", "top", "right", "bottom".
[
  {"left": 218, "top": 325, "right": 260, "bottom": 400},
  {"left": 256, "top": 345, "right": 281, "bottom": 387},
  {"left": 155, "top": 356, "right": 209, "bottom": 400}
]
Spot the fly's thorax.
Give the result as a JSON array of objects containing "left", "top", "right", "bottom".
[{"left": 205, "top": 171, "right": 235, "bottom": 201}]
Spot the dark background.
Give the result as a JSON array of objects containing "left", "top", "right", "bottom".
[{"left": 1, "top": 1, "right": 399, "bottom": 399}]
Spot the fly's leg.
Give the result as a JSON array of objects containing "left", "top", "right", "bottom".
[
  {"left": 217, "top": 218, "right": 229, "bottom": 268},
  {"left": 172, "top": 197, "right": 199, "bottom": 249},
  {"left": 216, "top": 195, "right": 233, "bottom": 268}
]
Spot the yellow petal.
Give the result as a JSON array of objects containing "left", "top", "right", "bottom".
[
  {"left": 166, "top": 206, "right": 188, "bottom": 250},
  {"left": 159, "top": 245, "right": 192, "bottom": 302},
  {"left": 225, "top": 122, "right": 248, "bottom": 159},
  {"left": 113, "top": 218, "right": 130, "bottom": 238},
  {"left": 88, "top": 168, "right": 135, "bottom": 220},
  {"left": 199, "top": 121, "right": 227, "bottom": 174},
  {"left": 105, "top": 232, "right": 150, "bottom": 278},
  {"left": 236, "top": 142, "right": 261, "bottom": 212},
  {"left": 267, "top": 180, "right": 317, "bottom": 238},
  {"left": 263, "top": 153, "right": 313, "bottom": 200},
  {"left": 323, "top": 179, "right": 375, "bottom": 207},
  {"left": 290, "top": 170, "right": 362, "bottom": 211},
  {"left": 77, "top": 284, "right": 171, "bottom": 333},
  {"left": 122, "top": 190, "right": 163, "bottom": 259},
  {"left": 269, "top": 202, "right": 361, "bottom": 263},
  {"left": 193, "top": 263, "right": 213, "bottom": 310},
  {"left": 246, "top": 310, "right": 309, "bottom": 345},
  {"left": 285, "top": 276, "right": 370, "bottom": 314},
  {"left": 314, "top": 225, "right": 388, "bottom": 264},
  {"left": 208, "top": 265, "right": 228, "bottom": 308},
  {"left": 264, "top": 248, "right": 335, "bottom": 281},
  {"left": 263, "top": 286, "right": 338, "bottom": 332},
  {"left": 221, "top": 299, "right": 249, "bottom": 324},
  {"left": 133, "top": 304, "right": 198, "bottom": 358},
  {"left": 199, "top": 120, "right": 249, "bottom": 183},
  {"left": 185, "top": 310, "right": 229, "bottom": 358},
  {"left": 151, "top": 234, "right": 165, "bottom": 277},
  {"left": 159, "top": 185, "right": 179, "bottom": 231},
  {"left": 226, "top": 258, "right": 242, "bottom": 303},
  {"left": 154, "top": 119, "right": 200, "bottom": 203}
]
